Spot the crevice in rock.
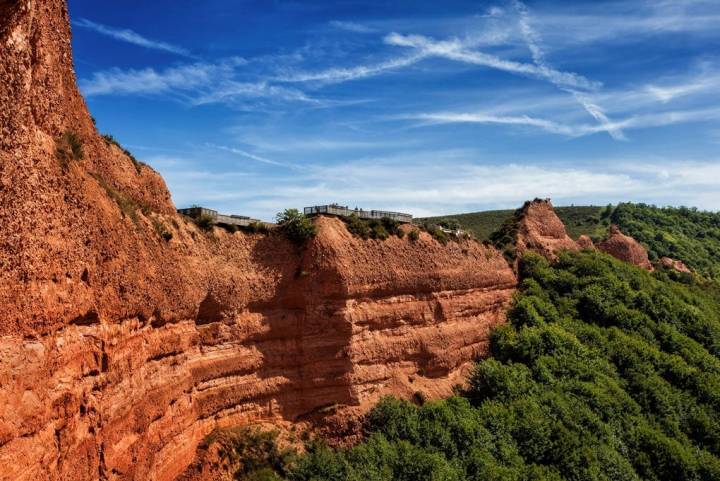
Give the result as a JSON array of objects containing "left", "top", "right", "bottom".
[{"left": 70, "top": 309, "right": 100, "bottom": 326}]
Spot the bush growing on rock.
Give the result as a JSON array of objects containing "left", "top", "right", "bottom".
[
  {"left": 195, "top": 213, "right": 215, "bottom": 232},
  {"left": 276, "top": 209, "right": 317, "bottom": 244},
  {"left": 343, "top": 215, "right": 403, "bottom": 241},
  {"left": 55, "top": 130, "right": 84, "bottom": 168}
]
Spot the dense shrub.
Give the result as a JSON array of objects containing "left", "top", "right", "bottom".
[
  {"left": 277, "top": 209, "right": 317, "bottom": 244},
  {"left": 344, "top": 215, "right": 404, "bottom": 240},
  {"left": 195, "top": 213, "right": 215, "bottom": 232},
  {"left": 203, "top": 426, "right": 296, "bottom": 481},
  {"left": 244, "top": 221, "right": 271, "bottom": 235},
  {"left": 418, "top": 222, "right": 451, "bottom": 245}
]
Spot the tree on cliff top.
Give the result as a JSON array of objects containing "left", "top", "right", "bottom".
[{"left": 276, "top": 209, "right": 317, "bottom": 244}]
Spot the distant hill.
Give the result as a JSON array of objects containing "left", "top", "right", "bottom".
[
  {"left": 418, "top": 205, "right": 610, "bottom": 241},
  {"left": 420, "top": 203, "right": 720, "bottom": 280}
]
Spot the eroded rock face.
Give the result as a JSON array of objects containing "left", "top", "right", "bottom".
[
  {"left": 514, "top": 199, "right": 580, "bottom": 261},
  {"left": 597, "top": 225, "right": 654, "bottom": 271},
  {"left": 576, "top": 235, "right": 596, "bottom": 250},
  {"left": 658, "top": 257, "right": 691, "bottom": 274},
  {"left": 0, "top": 218, "right": 516, "bottom": 481},
  {"left": 0, "top": 3, "right": 517, "bottom": 479}
]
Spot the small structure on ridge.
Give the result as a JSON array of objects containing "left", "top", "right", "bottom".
[
  {"left": 177, "top": 206, "right": 264, "bottom": 228},
  {"left": 304, "top": 203, "right": 413, "bottom": 224}
]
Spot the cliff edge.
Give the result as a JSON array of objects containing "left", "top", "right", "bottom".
[{"left": 0, "top": 2, "right": 516, "bottom": 480}]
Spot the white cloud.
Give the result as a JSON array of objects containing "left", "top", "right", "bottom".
[
  {"left": 79, "top": 58, "right": 245, "bottom": 96},
  {"left": 275, "top": 30, "right": 598, "bottom": 91},
  {"left": 73, "top": 18, "right": 194, "bottom": 57},
  {"left": 79, "top": 58, "right": 324, "bottom": 107},
  {"left": 275, "top": 52, "right": 426, "bottom": 84},
  {"left": 209, "top": 144, "right": 295, "bottom": 168},
  {"left": 384, "top": 32, "right": 599, "bottom": 90},
  {"left": 149, "top": 149, "right": 720, "bottom": 220},
  {"left": 511, "top": 0, "right": 623, "bottom": 139},
  {"left": 329, "top": 20, "right": 376, "bottom": 33},
  {"left": 192, "top": 81, "right": 319, "bottom": 105},
  {"left": 531, "top": 1, "right": 720, "bottom": 46},
  {"left": 401, "top": 107, "right": 720, "bottom": 138}
]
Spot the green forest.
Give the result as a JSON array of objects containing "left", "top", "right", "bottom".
[
  {"left": 206, "top": 204, "right": 720, "bottom": 481},
  {"left": 610, "top": 204, "right": 720, "bottom": 280}
]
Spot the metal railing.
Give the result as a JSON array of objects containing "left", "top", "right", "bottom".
[
  {"left": 178, "top": 207, "right": 263, "bottom": 227},
  {"left": 304, "top": 204, "right": 413, "bottom": 223}
]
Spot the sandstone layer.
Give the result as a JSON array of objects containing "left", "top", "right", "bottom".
[
  {"left": 514, "top": 199, "right": 580, "bottom": 261},
  {"left": 0, "top": 2, "right": 516, "bottom": 480},
  {"left": 597, "top": 225, "right": 654, "bottom": 271}
]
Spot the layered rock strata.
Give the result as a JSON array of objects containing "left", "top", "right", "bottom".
[{"left": 1, "top": 4, "right": 516, "bottom": 480}]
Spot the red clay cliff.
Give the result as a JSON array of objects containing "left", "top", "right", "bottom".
[
  {"left": 0, "top": 2, "right": 665, "bottom": 480},
  {"left": 0, "top": 2, "right": 516, "bottom": 480}
]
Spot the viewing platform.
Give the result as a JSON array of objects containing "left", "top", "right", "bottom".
[
  {"left": 177, "top": 206, "right": 263, "bottom": 227},
  {"left": 304, "top": 204, "right": 413, "bottom": 224}
]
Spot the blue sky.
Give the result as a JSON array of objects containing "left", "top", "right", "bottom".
[{"left": 69, "top": 0, "right": 720, "bottom": 220}]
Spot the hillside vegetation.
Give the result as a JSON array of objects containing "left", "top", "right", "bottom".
[
  {"left": 611, "top": 203, "right": 720, "bottom": 280},
  {"left": 213, "top": 249, "right": 720, "bottom": 481}
]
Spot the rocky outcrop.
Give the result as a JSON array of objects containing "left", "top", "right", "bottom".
[
  {"left": 0, "top": 217, "right": 515, "bottom": 481},
  {"left": 597, "top": 225, "right": 653, "bottom": 271},
  {"left": 577, "top": 235, "right": 595, "bottom": 250},
  {"left": 513, "top": 199, "right": 580, "bottom": 261},
  {"left": 658, "top": 257, "right": 691, "bottom": 274}
]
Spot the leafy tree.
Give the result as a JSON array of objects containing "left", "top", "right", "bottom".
[{"left": 276, "top": 209, "right": 317, "bottom": 244}]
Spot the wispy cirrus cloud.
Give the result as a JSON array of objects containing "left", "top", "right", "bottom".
[
  {"left": 403, "top": 107, "right": 720, "bottom": 138},
  {"left": 79, "top": 60, "right": 243, "bottom": 96},
  {"left": 274, "top": 51, "right": 426, "bottom": 84},
  {"left": 385, "top": 32, "right": 599, "bottom": 90},
  {"left": 511, "top": 0, "right": 623, "bottom": 139},
  {"left": 73, "top": 18, "right": 194, "bottom": 57},
  {"left": 533, "top": 1, "right": 720, "bottom": 46},
  {"left": 329, "top": 20, "right": 376, "bottom": 34},
  {"left": 209, "top": 144, "right": 300, "bottom": 169},
  {"left": 276, "top": 31, "right": 598, "bottom": 91},
  {"left": 150, "top": 148, "right": 720, "bottom": 220},
  {"left": 79, "top": 57, "right": 322, "bottom": 106}
]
